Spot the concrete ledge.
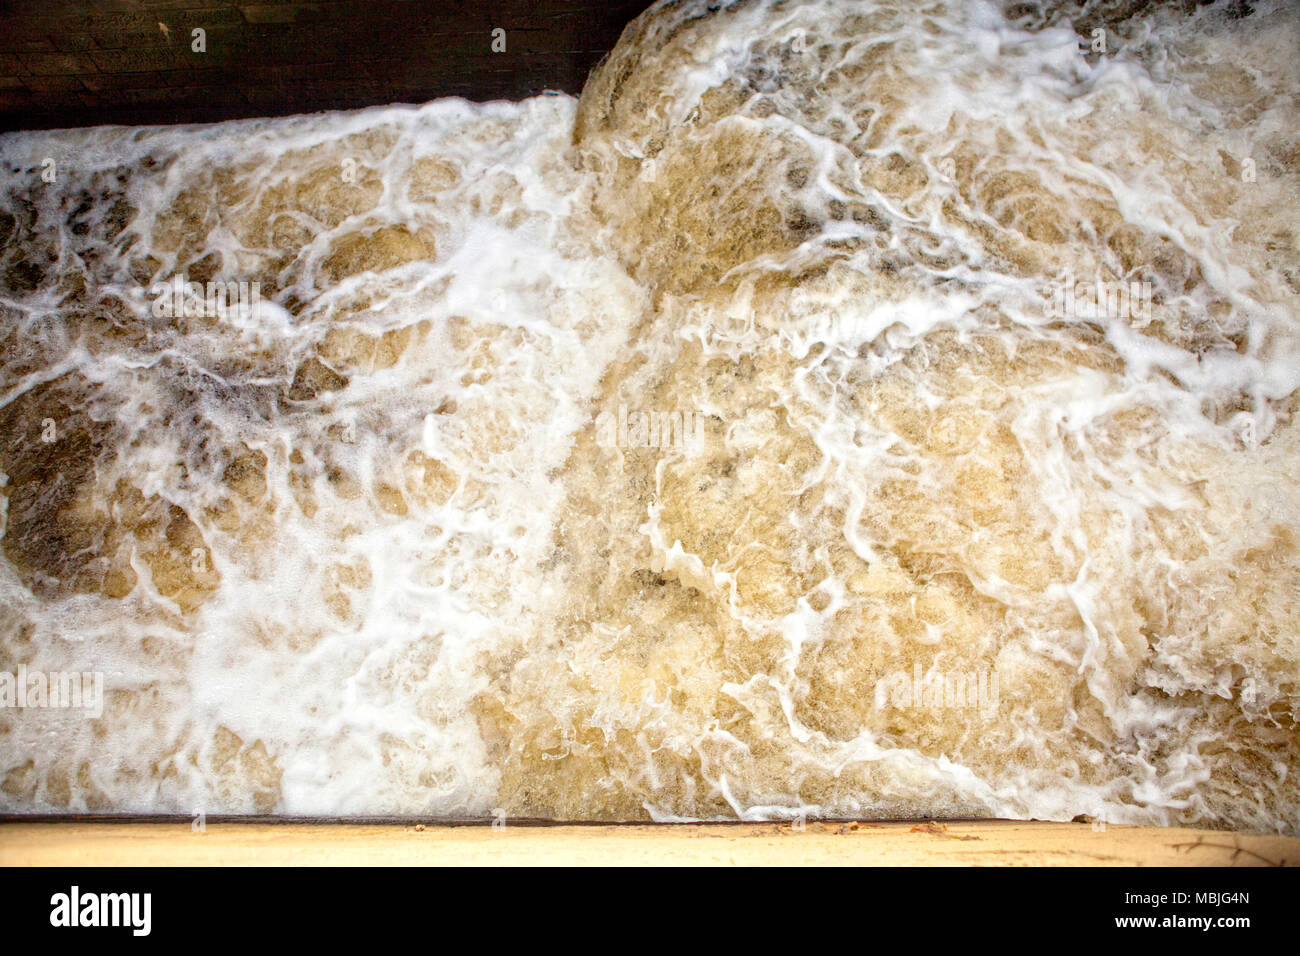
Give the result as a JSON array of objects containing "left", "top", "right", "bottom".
[{"left": 3, "top": 820, "right": 1297, "bottom": 866}]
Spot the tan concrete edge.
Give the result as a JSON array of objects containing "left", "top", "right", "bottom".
[{"left": 2, "top": 819, "right": 1297, "bottom": 866}]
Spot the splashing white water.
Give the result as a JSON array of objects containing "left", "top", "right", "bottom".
[{"left": 0, "top": 0, "right": 1297, "bottom": 831}]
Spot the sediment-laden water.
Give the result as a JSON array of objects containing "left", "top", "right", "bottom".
[{"left": 1, "top": 0, "right": 1297, "bottom": 830}]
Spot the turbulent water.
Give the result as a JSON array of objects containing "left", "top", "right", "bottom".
[{"left": 0, "top": 0, "right": 1297, "bottom": 830}]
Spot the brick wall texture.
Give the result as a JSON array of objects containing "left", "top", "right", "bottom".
[{"left": 0, "top": 0, "right": 656, "bottom": 131}]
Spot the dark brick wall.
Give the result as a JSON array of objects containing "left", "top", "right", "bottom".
[{"left": 0, "top": 0, "right": 657, "bottom": 132}]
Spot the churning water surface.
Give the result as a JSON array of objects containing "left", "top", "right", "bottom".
[{"left": 0, "top": 0, "right": 1297, "bottom": 830}]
